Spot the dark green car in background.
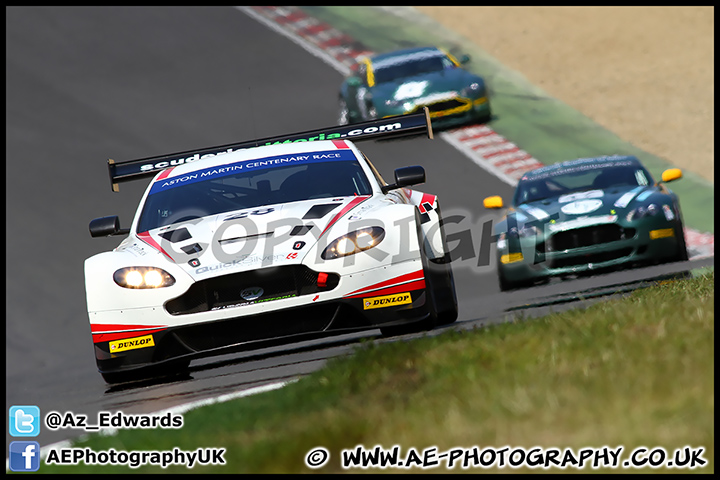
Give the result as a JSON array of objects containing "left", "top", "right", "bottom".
[
  {"left": 483, "top": 156, "right": 689, "bottom": 291},
  {"left": 338, "top": 46, "right": 491, "bottom": 129}
]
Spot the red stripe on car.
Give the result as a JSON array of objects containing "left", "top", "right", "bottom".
[
  {"left": 417, "top": 193, "right": 436, "bottom": 213},
  {"left": 421, "top": 193, "right": 436, "bottom": 208},
  {"left": 332, "top": 139, "right": 349, "bottom": 149},
  {"left": 136, "top": 231, "right": 174, "bottom": 261},
  {"left": 90, "top": 324, "right": 167, "bottom": 344},
  {"left": 344, "top": 279, "right": 426, "bottom": 299},
  {"left": 344, "top": 270, "right": 425, "bottom": 298},
  {"left": 155, "top": 167, "right": 175, "bottom": 181},
  {"left": 320, "top": 195, "right": 370, "bottom": 236}
]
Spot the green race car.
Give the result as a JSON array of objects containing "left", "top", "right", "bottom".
[
  {"left": 483, "top": 156, "right": 689, "bottom": 291},
  {"left": 338, "top": 46, "right": 491, "bottom": 129}
]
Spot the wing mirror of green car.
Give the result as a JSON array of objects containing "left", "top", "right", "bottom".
[
  {"left": 483, "top": 196, "right": 504, "bottom": 209},
  {"left": 660, "top": 168, "right": 682, "bottom": 183}
]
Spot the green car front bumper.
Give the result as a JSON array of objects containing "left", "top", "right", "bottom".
[
  {"left": 382, "top": 95, "right": 491, "bottom": 129},
  {"left": 496, "top": 215, "right": 686, "bottom": 288}
]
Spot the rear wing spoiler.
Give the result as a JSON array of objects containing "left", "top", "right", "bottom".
[{"left": 107, "top": 108, "right": 433, "bottom": 192}]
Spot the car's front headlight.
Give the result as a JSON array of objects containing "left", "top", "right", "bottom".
[
  {"left": 518, "top": 225, "right": 539, "bottom": 238},
  {"left": 385, "top": 99, "right": 415, "bottom": 112},
  {"left": 113, "top": 267, "right": 176, "bottom": 289},
  {"left": 321, "top": 227, "right": 385, "bottom": 260},
  {"left": 626, "top": 203, "right": 660, "bottom": 222},
  {"left": 461, "top": 82, "right": 482, "bottom": 96},
  {"left": 497, "top": 231, "right": 507, "bottom": 249},
  {"left": 506, "top": 224, "right": 538, "bottom": 239}
]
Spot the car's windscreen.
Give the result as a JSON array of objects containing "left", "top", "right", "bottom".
[
  {"left": 513, "top": 164, "right": 653, "bottom": 205},
  {"left": 137, "top": 159, "right": 372, "bottom": 232},
  {"left": 373, "top": 53, "right": 455, "bottom": 84}
]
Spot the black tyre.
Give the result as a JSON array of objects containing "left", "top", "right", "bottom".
[
  {"left": 498, "top": 271, "right": 512, "bottom": 292},
  {"left": 379, "top": 240, "right": 437, "bottom": 337},
  {"left": 423, "top": 205, "right": 458, "bottom": 326},
  {"left": 673, "top": 223, "right": 689, "bottom": 262},
  {"left": 476, "top": 105, "right": 493, "bottom": 124},
  {"left": 498, "top": 267, "right": 532, "bottom": 292},
  {"left": 380, "top": 209, "right": 458, "bottom": 336}
]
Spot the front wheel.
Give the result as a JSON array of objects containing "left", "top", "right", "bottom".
[
  {"left": 378, "top": 244, "right": 438, "bottom": 337},
  {"left": 673, "top": 224, "right": 689, "bottom": 262},
  {"left": 380, "top": 210, "right": 458, "bottom": 336},
  {"left": 498, "top": 268, "right": 532, "bottom": 292},
  {"left": 423, "top": 204, "right": 458, "bottom": 326}
]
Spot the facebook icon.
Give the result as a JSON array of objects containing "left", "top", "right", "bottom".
[{"left": 9, "top": 441, "right": 41, "bottom": 472}]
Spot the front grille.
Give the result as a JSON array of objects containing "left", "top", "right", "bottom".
[
  {"left": 426, "top": 98, "right": 467, "bottom": 113},
  {"left": 409, "top": 97, "right": 470, "bottom": 117},
  {"left": 165, "top": 265, "right": 339, "bottom": 315},
  {"left": 172, "top": 302, "right": 350, "bottom": 350},
  {"left": 547, "top": 225, "right": 635, "bottom": 252},
  {"left": 548, "top": 248, "right": 634, "bottom": 269}
]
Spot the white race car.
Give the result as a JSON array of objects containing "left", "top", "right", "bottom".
[{"left": 85, "top": 110, "right": 457, "bottom": 384}]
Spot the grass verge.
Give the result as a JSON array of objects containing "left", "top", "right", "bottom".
[{"left": 32, "top": 270, "right": 713, "bottom": 473}]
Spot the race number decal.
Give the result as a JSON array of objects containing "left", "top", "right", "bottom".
[{"left": 394, "top": 81, "right": 428, "bottom": 100}]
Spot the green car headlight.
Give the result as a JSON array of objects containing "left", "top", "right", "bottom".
[
  {"left": 114, "top": 267, "right": 176, "bottom": 289},
  {"left": 627, "top": 204, "right": 659, "bottom": 221},
  {"left": 518, "top": 225, "right": 539, "bottom": 238},
  {"left": 497, "top": 232, "right": 507, "bottom": 249},
  {"left": 321, "top": 227, "right": 385, "bottom": 260},
  {"left": 462, "top": 82, "right": 483, "bottom": 97}
]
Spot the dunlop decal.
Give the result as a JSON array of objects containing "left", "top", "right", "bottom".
[
  {"left": 363, "top": 292, "right": 412, "bottom": 310},
  {"left": 109, "top": 335, "right": 155, "bottom": 353}
]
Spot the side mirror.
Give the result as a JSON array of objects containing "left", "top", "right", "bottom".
[
  {"left": 381, "top": 165, "right": 426, "bottom": 193},
  {"left": 459, "top": 54, "right": 471, "bottom": 64},
  {"left": 483, "top": 195, "right": 504, "bottom": 209},
  {"left": 89, "top": 215, "right": 129, "bottom": 238},
  {"left": 660, "top": 168, "right": 682, "bottom": 183}
]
